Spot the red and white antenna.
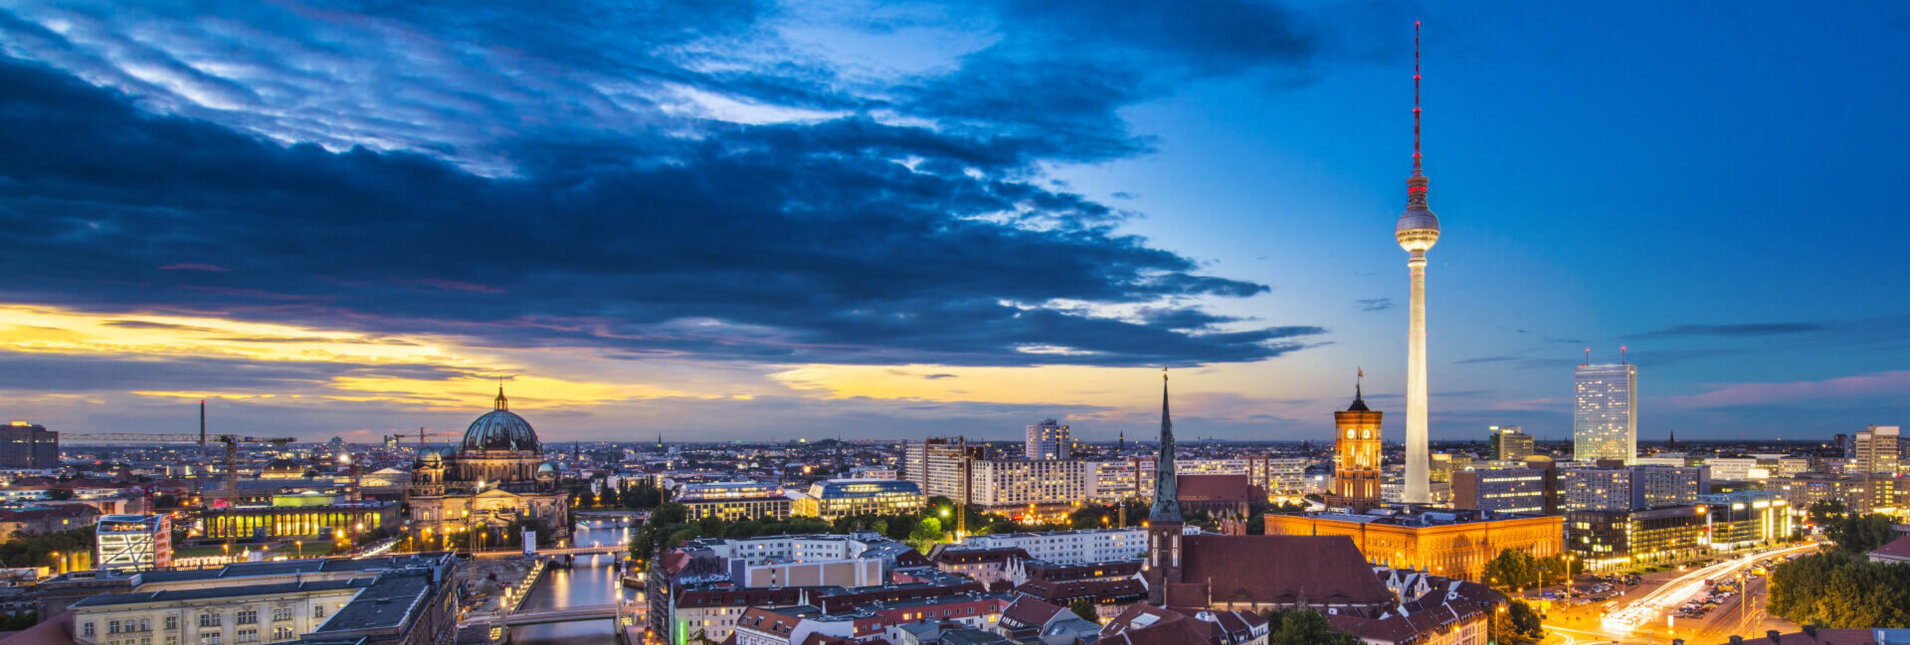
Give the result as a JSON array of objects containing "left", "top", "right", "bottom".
[
  {"left": 1413, "top": 20, "right": 1422, "bottom": 175},
  {"left": 1584, "top": 347, "right": 1591, "bottom": 366},
  {"left": 1620, "top": 345, "right": 1628, "bottom": 365}
]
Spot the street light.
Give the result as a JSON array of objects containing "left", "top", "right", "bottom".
[{"left": 296, "top": 540, "right": 303, "bottom": 559}]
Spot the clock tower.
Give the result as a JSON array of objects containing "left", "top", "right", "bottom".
[{"left": 1330, "top": 372, "right": 1384, "bottom": 511}]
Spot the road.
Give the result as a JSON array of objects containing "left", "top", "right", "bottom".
[{"left": 1540, "top": 542, "right": 1820, "bottom": 645}]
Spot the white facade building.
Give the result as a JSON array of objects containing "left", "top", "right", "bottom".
[{"left": 1024, "top": 420, "right": 1071, "bottom": 460}]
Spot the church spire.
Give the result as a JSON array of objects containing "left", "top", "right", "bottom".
[{"left": 1149, "top": 368, "right": 1182, "bottom": 523}]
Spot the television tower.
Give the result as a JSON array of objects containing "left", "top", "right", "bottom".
[{"left": 1397, "top": 21, "right": 1441, "bottom": 504}]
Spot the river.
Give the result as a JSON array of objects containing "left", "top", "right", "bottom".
[{"left": 510, "top": 519, "right": 633, "bottom": 645}]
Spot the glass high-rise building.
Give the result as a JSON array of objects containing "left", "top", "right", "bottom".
[{"left": 1574, "top": 363, "right": 1636, "bottom": 464}]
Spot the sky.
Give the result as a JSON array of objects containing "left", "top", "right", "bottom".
[{"left": 2, "top": 1, "right": 1906, "bottom": 444}]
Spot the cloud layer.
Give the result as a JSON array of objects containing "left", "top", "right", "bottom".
[{"left": 0, "top": 0, "right": 1334, "bottom": 368}]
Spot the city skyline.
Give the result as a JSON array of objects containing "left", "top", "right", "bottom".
[{"left": 3, "top": 2, "right": 1908, "bottom": 442}]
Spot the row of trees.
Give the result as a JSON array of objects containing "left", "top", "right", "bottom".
[
  {"left": 629, "top": 497, "right": 1047, "bottom": 571},
  {"left": 568, "top": 478, "right": 667, "bottom": 510},
  {"left": 1768, "top": 550, "right": 1910, "bottom": 628},
  {"left": 1481, "top": 549, "right": 1580, "bottom": 592},
  {"left": 0, "top": 527, "right": 95, "bottom": 569}
]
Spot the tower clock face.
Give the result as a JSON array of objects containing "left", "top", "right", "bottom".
[
  {"left": 1362, "top": 429, "right": 1372, "bottom": 439},
  {"left": 1346, "top": 429, "right": 1355, "bottom": 439}
]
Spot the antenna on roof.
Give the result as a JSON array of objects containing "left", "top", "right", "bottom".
[
  {"left": 1583, "top": 347, "right": 1591, "bottom": 366},
  {"left": 1620, "top": 345, "right": 1628, "bottom": 365}
]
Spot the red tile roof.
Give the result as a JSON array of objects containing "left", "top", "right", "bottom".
[
  {"left": 1093, "top": 604, "right": 1267, "bottom": 645},
  {"left": 1177, "top": 535, "right": 1395, "bottom": 608},
  {"left": 1016, "top": 578, "right": 1146, "bottom": 604},
  {"left": 1868, "top": 535, "right": 1910, "bottom": 562},
  {"left": 998, "top": 596, "right": 1064, "bottom": 632},
  {"left": 1176, "top": 475, "right": 1251, "bottom": 503},
  {"left": 1705, "top": 629, "right": 1885, "bottom": 645},
  {"left": 1327, "top": 594, "right": 1486, "bottom": 644}
]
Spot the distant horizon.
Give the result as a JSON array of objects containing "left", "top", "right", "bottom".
[{"left": 3, "top": 3, "right": 1905, "bottom": 442}]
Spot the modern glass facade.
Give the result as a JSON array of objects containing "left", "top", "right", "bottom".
[
  {"left": 792, "top": 479, "right": 925, "bottom": 519},
  {"left": 1573, "top": 363, "right": 1636, "bottom": 464}
]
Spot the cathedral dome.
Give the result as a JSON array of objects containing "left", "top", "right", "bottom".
[{"left": 461, "top": 387, "right": 540, "bottom": 452}]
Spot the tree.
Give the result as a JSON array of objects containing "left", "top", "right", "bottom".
[
  {"left": 1069, "top": 599, "right": 1098, "bottom": 623},
  {"left": 1489, "top": 600, "right": 1546, "bottom": 645},
  {"left": 908, "top": 517, "right": 946, "bottom": 552},
  {"left": 1267, "top": 609, "right": 1360, "bottom": 645},
  {"left": 1769, "top": 551, "right": 1910, "bottom": 628},
  {"left": 1483, "top": 549, "right": 1542, "bottom": 593},
  {"left": 1826, "top": 514, "right": 1897, "bottom": 554},
  {"left": 1808, "top": 498, "right": 1848, "bottom": 524}
]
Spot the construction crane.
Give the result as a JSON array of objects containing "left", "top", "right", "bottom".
[
  {"left": 65, "top": 433, "right": 295, "bottom": 507},
  {"left": 402, "top": 427, "right": 454, "bottom": 451}
]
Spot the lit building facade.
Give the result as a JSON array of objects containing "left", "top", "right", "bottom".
[
  {"left": 405, "top": 388, "right": 569, "bottom": 549},
  {"left": 905, "top": 437, "right": 982, "bottom": 501},
  {"left": 1565, "top": 505, "right": 1709, "bottom": 571},
  {"left": 1560, "top": 467, "right": 1632, "bottom": 512},
  {"left": 200, "top": 502, "right": 398, "bottom": 540},
  {"left": 1700, "top": 491, "right": 1792, "bottom": 549},
  {"left": 1854, "top": 425, "right": 1902, "bottom": 476},
  {"left": 1328, "top": 386, "right": 1383, "bottom": 511},
  {"left": 1264, "top": 510, "right": 1564, "bottom": 582},
  {"left": 0, "top": 421, "right": 59, "bottom": 469},
  {"left": 1489, "top": 426, "right": 1533, "bottom": 461},
  {"left": 791, "top": 479, "right": 924, "bottom": 520},
  {"left": 1116, "top": 456, "right": 1311, "bottom": 502},
  {"left": 1451, "top": 468, "right": 1548, "bottom": 515},
  {"left": 967, "top": 458, "right": 1088, "bottom": 513},
  {"left": 1573, "top": 362, "right": 1637, "bottom": 464},
  {"left": 677, "top": 482, "right": 793, "bottom": 521},
  {"left": 95, "top": 514, "right": 170, "bottom": 573},
  {"left": 960, "top": 528, "right": 1148, "bottom": 565},
  {"left": 1024, "top": 419, "right": 1071, "bottom": 460}
]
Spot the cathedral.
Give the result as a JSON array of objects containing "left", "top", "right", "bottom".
[{"left": 407, "top": 388, "right": 570, "bottom": 549}]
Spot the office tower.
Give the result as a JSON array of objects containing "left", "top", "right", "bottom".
[
  {"left": 1853, "top": 425, "right": 1901, "bottom": 476},
  {"left": 0, "top": 421, "right": 59, "bottom": 468},
  {"left": 1489, "top": 425, "right": 1534, "bottom": 461},
  {"left": 1559, "top": 467, "right": 1633, "bottom": 512},
  {"left": 1024, "top": 419, "right": 1071, "bottom": 460},
  {"left": 1395, "top": 25, "right": 1441, "bottom": 505},
  {"left": 1329, "top": 380, "right": 1384, "bottom": 510},
  {"left": 907, "top": 437, "right": 980, "bottom": 500},
  {"left": 1574, "top": 360, "right": 1637, "bottom": 464}
]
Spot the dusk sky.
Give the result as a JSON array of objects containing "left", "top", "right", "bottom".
[{"left": 3, "top": 1, "right": 1906, "bottom": 444}]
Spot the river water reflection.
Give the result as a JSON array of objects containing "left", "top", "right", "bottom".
[{"left": 510, "top": 519, "right": 630, "bottom": 645}]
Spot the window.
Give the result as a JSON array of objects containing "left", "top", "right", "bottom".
[
  {"left": 166, "top": 637, "right": 178, "bottom": 645},
  {"left": 235, "top": 611, "right": 256, "bottom": 626},
  {"left": 111, "top": 620, "right": 122, "bottom": 634},
  {"left": 200, "top": 634, "right": 221, "bottom": 645},
  {"left": 140, "top": 619, "right": 151, "bottom": 632},
  {"left": 235, "top": 630, "right": 257, "bottom": 644},
  {"left": 165, "top": 617, "right": 178, "bottom": 631},
  {"left": 312, "top": 606, "right": 325, "bottom": 619},
  {"left": 270, "top": 627, "right": 293, "bottom": 642},
  {"left": 199, "top": 613, "right": 221, "bottom": 628},
  {"left": 84, "top": 624, "right": 97, "bottom": 638}
]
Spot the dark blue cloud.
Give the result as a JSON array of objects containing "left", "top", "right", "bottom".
[{"left": 0, "top": 56, "right": 1317, "bottom": 366}]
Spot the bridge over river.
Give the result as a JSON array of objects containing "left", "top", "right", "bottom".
[{"left": 459, "top": 519, "right": 640, "bottom": 645}]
